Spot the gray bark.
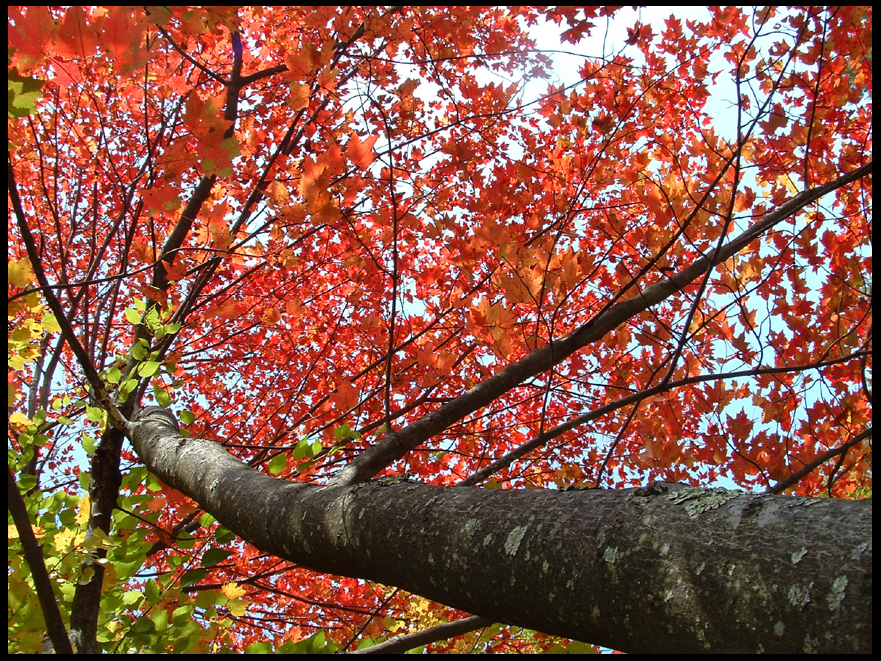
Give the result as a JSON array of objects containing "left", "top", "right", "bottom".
[{"left": 129, "top": 408, "right": 872, "bottom": 654}]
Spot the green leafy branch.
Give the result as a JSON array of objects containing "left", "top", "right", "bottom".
[{"left": 113, "top": 299, "right": 182, "bottom": 406}]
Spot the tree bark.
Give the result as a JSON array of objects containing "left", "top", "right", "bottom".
[{"left": 129, "top": 409, "right": 871, "bottom": 653}]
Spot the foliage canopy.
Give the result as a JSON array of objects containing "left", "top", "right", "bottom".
[{"left": 8, "top": 6, "right": 872, "bottom": 654}]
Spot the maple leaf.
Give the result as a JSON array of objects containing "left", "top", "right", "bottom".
[
  {"left": 99, "top": 7, "right": 148, "bottom": 74},
  {"left": 332, "top": 381, "right": 359, "bottom": 411},
  {"left": 346, "top": 134, "right": 379, "bottom": 170},
  {"left": 289, "top": 82, "right": 310, "bottom": 111},
  {"left": 162, "top": 259, "right": 188, "bottom": 282},
  {"left": 8, "top": 6, "right": 57, "bottom": 68}
]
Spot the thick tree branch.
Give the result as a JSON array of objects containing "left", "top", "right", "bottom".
[{"left": 129, "top": 408, "right": 872, "bottom": 654}]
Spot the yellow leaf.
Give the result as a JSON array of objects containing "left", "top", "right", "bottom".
[
  {"left": 10, "top": 523, "right": 44, "bottom": 540},
  {"left": 8, "top": 412, "right": 32, "bottom": 429},
  {"left": 222, "top": 582, "right": 247, "bottom": 600},
  {"left": 22, "top": 291, "right": 44, "bottom": 312},
  {"left": 42, "top": 313, "right": 61, "bottom": 333},
  {"left": 267, "top": 180, "right": 290, "bottom": 206},
  {"left": 76, "top": 494, "right": 91, "bottom": 526},
  {"left": 777, "top": 175, "right": 799, "bottom": 195},
  {"left": 55, "top": 527, "right": 85, "bottom": 553},
  {"left": 8, "top": 258, "right": 35, "bottom": 288}
]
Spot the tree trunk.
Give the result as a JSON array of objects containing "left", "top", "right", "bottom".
[{"left": 130, "top": 408, "right": 872, "bottom": 654}]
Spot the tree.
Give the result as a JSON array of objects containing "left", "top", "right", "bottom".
[{"left": 8, "top": 6, "right": 872, "bottom": 654}]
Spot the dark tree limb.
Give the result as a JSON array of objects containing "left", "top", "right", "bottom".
[
  {"left": 348, "top": 615, "right": 493, "bottom": 654},
  {"left": 8, "top": 468, "right": 74, "bottom": 654},
  {"left": 129, "top": 409, "right": 872, "bottom": 654}
]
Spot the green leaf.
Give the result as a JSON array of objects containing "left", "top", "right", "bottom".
[
  {"left": 138, "top": 361, "right": 161, "bottom": 377},
  {"left": 144, "top": 580, "right": 161, "bottom": 605},
  {"left": 245, "top": 642, "right": 273, "bottom": 654},
  {"left": 132, "top": 338, "right": 150, "bottom": 360},
  {"left": 268, "top": 453, "right": 287, "bottom": 475},
  {"left": 172, "top": 627, "right": 201, "bottom": 654},
  {"left": 194, "top": 590, "right": 221, "bottom": 609},
  {"left": 214, "top": 525, "right": 236, "bottom": 544},
  {"left": 180, "top": 568, "right": 208, "bottom": 587},
  {"left": 154, "top": 387, "right": 172, "bottom": 407},
  {"left": 201, "top": 549, "right": 234, "bottom": 568},
  {"left": 117, "top": 382, "right": 134, "bottom": 404},
  {"left": 293, "top": 438, "right": 312, "bottom": 460},
  {"left": 180, "top": 410, "right": 196, "bottom": 425},
  {"left": 17, "top": 473, "right": 37, "bottom": 492},
  {"left": 133, "top": 615, "right": 157, "bottom": 634},
  {"left": 151, "top": 608, "right": 169, "bottom": 631},
  {"left": 334, "top": 423, "right": 361, "bottom": 441},
  {"left": 121, "top": 467, "right": 148, "bottom": 490},
  {"left": 172, "top": 604, "right": 195, "bottom": 625},
  {"left": 125, "top": 308, "right": 142, "bottom": 325},
  {"left": 144, "top": 472, "right": 163, "bottom": 492},
  {"left": 107, "top": 366, "right": 122, "bottom": 384},
  {"left": 86, "top": 406, "right": 104, "bottom": 422},
  {"left": 178, "top": 532, "right": 195, "bottom": 550},
  {"left": 119, "top": 378, "right": 138, "bottom": 402},
  {"left": 7, "top": 65, "right": 45, "bottom": 118},
  {"left": 114, "top": 557, "right": 148, "bottom": 583},
  {"left": 144, "top": 307, "right": 161, "bottom": 332}
]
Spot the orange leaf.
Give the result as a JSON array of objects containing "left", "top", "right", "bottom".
[
  {"left": 347, "top": 134, "right": 379, "bottom": 170},
  {"left": 162, "top": 259, "right": 188, "bottom": 282},
  {"left": 289, "top": 82, "right": 310, "bottom": 111}
]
